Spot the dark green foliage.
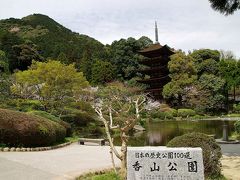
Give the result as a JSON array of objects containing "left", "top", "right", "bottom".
[
  {"left": 190, "top": 49, "right": 220, "bottom": 64},
  {"left": 234, "top": 120, "right": 240, "bottom": 133},
  {"left": 188, "top": 74, "right": 226, "bottom": 113},
  {"left": 109, "top": 37, "right": 152, "bottom": 80},
  {"left": 11, "top": 43, "right": 43, "bottom": 71},
  {"left": 177, "top": 109, "right": 196, "bottom": 118},
  {"left": 209, "top": 0, "right": 240, "bottom": 15},
  {"left": 0, "top": 108, "right": 66, "bottom": 147},
  {"left": 0, "top": 50, "right": 9, "bottom": 73},
  {"left": 163, "top": 52, "right": 197, "bottom": 106},
  {"left": 91, "top": 60, "right": 116, "bottom": 84},
  {"left": 80, "top": 49, "right": 93, "bottom": 81},
  {"left": 150, "top": 109, "right": 176, "bottom": 120},
  {"left": 61, "top": 108, "right": 96, "bottom": 127},
  {"left": 167, "top": 132, "right": 222, "bottom": 178},
  {"left": 68, "top": 101, "right": 95, "bottom": 115},
  {"left": 233, "top": 104, "right": 240, "bottom": 113},
  {"left": 0, "top": 73, "right": 12, "bottom": 103},
  {"left": 6, "top": 99, "right": 44, "bottom": 112}
]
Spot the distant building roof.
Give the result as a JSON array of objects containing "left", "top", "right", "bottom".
[{"left": 139, "top": 43, "right": 174, "bottom": 58}]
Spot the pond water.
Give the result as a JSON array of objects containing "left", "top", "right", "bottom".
[{"left": 115, "top": 120, "right": 236, "bottom": 146}]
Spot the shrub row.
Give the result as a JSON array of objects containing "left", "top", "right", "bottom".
[
  {"left": 0, "top": 142, "right": 72, "bottom": 152},
  {"left": 150, "top": 108, "right": 196, "bottom": 119},
  {"left": 0, "top": 108, "right": 66, "bottom": 147}
]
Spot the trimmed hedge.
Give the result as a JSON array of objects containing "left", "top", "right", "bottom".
[
  {"left": 0, "top": 108, "right": 66, "bottom": 147},
  {"left": 167, "top": 132, "right": 222, "bottom": 178},
  {"left": 27, "top": 110, "right": 72, "bottom": 137},
  {"left": 150, "top": 108, "right": 177, "bottom": 120}
]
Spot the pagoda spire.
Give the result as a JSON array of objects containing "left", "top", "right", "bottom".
[{"left": 155, "top": 21, "right": 159, "bottom": 44}]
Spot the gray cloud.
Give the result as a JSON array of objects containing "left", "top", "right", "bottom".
[{"left": 0, "top": 0, "right": 239, "bottom": 57}]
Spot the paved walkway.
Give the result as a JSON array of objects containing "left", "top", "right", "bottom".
[
  {"left": 220, "top": 144, "right": 240, "bottom": 156},
  {"left": 0, "top": 143, "right": 240, "bottom": 180},
  {"left": 0, "top": 143, "right": 120, "bottom": 180}
]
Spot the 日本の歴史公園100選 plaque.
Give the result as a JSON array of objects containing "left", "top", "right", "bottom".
[{"left": 127, "top": 147, "right": 204, "bottom": 180}]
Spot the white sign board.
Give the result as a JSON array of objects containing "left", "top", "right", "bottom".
[{"left": 127, "top": 147, "right": 204, "bottom": 180}]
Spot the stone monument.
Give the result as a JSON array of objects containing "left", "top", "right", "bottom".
[{"left": 127, "top": 147, "right": 204, "bottom": 180}]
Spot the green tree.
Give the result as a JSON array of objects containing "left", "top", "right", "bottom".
[
  {"left": 209, "top": 0, "right": 240, "bottom": 15},
  {"left": 57, "top": 52, "right": 69, "bottom": 64},
  {"left": 0, "top": 51, "right": 11, "bottom": 103},
  {"left": 188, "top": 74, "right": 226, "bottom": 113},
  {"left": 11, "top": 60, "right": 89, "bottom": 113},
  {"left": 188, "top": 49, "right": 226, "bottom": 113},
  {"left": 163, "top": 52, "right": 197, "bottom": 106},
  {"left": 11, "top": 43, "right": 43, "bottom": 71},
  {"left": 0, "top": 50, "right": 9, "bottom": 73},
  {"left": 219, "top": 58, "right": 240, "bottom": 103},
  {"left": 190, "top": 49, "right": 220, "bottom": 75},
  {"left": 91, "top": 60, "right": 116, "bottom": 84},
  {"left": 109, "top": 36, "right": 152, "bottom": 80},
  {"left": 80, "top": 49, "right": 93, "bottom": 81}
]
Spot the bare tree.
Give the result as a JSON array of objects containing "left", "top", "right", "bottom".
[{"left": 93, "top": 82, "right": 148, "bottom": 178}]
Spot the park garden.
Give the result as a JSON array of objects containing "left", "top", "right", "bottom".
[{"left": 0, "top": 4, "right": 240, "bottom": 179}]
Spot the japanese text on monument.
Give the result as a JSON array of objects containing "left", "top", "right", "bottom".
[{"left": 127, "top": 147, "right": 204, "bottom": 180}]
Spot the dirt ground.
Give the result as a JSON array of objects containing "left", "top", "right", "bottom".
[{"left": 222, "top": 155, "right": 240, "bottom": 180}]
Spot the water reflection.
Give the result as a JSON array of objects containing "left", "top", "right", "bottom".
[{"left": 123, "top": 120, "right": 236, "bottom": 146}]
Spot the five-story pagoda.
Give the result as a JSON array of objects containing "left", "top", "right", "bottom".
[{"left": 138, "top": 22, "right": 175, "bottom": 100}]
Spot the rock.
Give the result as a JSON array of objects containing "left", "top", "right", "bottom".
[
  {"left": 3, "top": 147, "right": 9, "bottom": 152},
  {"left": 10, "top": 147, "right": 16, "bottom": 152},
  {"left": 16, "top": 148, "right": 21, "bottom": 152}
]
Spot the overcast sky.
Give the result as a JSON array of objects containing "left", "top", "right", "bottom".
[{"left": 0, "top": 0, "right": 240, "bottom": 57}]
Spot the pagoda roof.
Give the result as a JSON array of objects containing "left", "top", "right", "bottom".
[
  {"left": 140, "top": 57, "right": 169, "bottom": 66},
  {"left": 139, "top": 43, "right": 174, "bottom": 58}
]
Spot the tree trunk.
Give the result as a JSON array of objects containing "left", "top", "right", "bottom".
[
  {"left": 234, "top": 85, "right": 236, "bottom": 103},
  {"left": 120, "top": 131, "right": 128, "bottom": 179}
]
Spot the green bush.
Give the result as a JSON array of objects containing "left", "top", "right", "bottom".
[
  {"left": 167, "top": 132, "right": 222, "bottom": 178},
  {"left": 68, "top": 101, "right": 95, "bottom": 115},
  {"left": 61, "top": 108, "right": 96, "bottom": 126},
  {"left": 150, "top": 109, "right": 176, "bottom": 120},
  {"left": 233, "top": 104, "right": 240, "bottom": 113},
  {"left": 7, "top": 99, "right": 44, "bottom": 112},
  {"left": 92, "top": 172, "right": 120, "bottom": 180},
  {"left": 234, "top": 120, "right": 240, "bottom": 133},
  {"left": 27, "top": 110, "right": 72, "bottom": 137},
  {"left": 0, "top": 108, "right": 66, "bottom": 147},
  {"left": 177, "top": 109, "right": 196, "bottom": 118}
]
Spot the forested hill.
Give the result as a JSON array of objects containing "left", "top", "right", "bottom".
[{"left": 0, "top": 14, "right": 106, "bottom": 71}]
